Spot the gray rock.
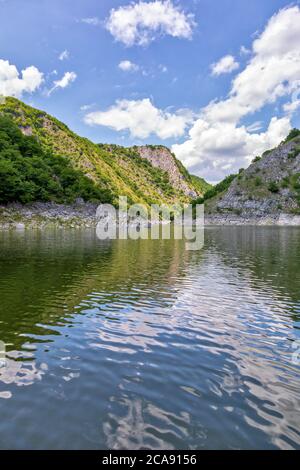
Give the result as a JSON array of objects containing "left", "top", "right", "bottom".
[
  {"left": 207, "top": 137, "right": 300, "bottom": 222},
  {"left": 136, "top": 146, "right": 198, "bottom": 198}
]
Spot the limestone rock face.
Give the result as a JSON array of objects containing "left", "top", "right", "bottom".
[
  {"left": 207, "top": 137, "right": 300, "bottom": 219},
  {"left": 136, "top": 146, "right": 198, "bottom": 199}
]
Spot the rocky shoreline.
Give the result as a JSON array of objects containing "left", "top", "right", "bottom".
[
  {"left": 1, "top": 202, "right": 300, "bottom": 230},
  {"left": 0, "top": 201, "right": 99, "bottom": 230},
  {"left": 205, "top": 214, "right": 300, "bottom": 226}
]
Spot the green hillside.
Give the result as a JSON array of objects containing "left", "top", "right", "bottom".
[
  {"left": 190, "top": 175, "right": 213, "bottom": 195},
  {"left": 0, "top": 97, "right": 203, "bottom": 207},
  {"left": 0, "top": 115, "right": 113, "bottom": 204}
]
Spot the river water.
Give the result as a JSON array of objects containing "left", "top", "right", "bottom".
[{"left": 0, "top": 227, "right": 299, "bottom": 449}]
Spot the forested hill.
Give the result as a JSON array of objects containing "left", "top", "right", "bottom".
[
  {"left": 0, "top": 115, "right": 111, "bottom": 204},
  {"left": 0, "top": 97, "right": 207, "bottom": 206}
]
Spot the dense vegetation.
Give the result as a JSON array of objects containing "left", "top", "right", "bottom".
[
  {"left": 192, "top": 173, "right": 236, "bottom": 206},
  {"left": 190, "top": 175, "right": 212, "bottom": 196},
  {"left": 0, "top": 97, "right": 201, "bottom": 207},
  {"left": 99, "top": 143, "right": 177, "bottom": 201},
  {"left": 0, "top": 116, "right": 112, "bottom": 204}
]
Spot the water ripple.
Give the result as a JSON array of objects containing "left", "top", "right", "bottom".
[{"left": 0, "top": 227, "right": 299, "bottom": 449}]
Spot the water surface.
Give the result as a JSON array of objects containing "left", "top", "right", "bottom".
[{"left": 0, "top": 227, "right": 299, "bottom": 449}]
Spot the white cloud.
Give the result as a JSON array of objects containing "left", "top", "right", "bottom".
[
  {"left": 240, "top": 45, "right": 251, "bottom": 56},
  {"left": 172, "top": 117, "right": 291, "bottom": 181},
  {"left": 118, "top": 61, "right": 168, "bottom": 76},
  {"left": 105, "top": 0, "right": 195, "bottom": 46},
  {"left": 284, "top": 99, "right": 300, "bottom": 114},
  {"left": 0, "top": 59, "right": 43, "bottom": 98},
  {"left": 84, "top": 98, "right": 193, "bottom": 140},
  {"left": 246, "top": 121, "right": 263, "bottom": 133},
  {"left": 283, "top": 81, "right": 300, "bottom": 115},
  {"left": 48, "top": 71, "right": 77, "bottom": 95},
  {"left": 59, "top": 50, "right": 69, "bottom": 61},
  {"left": 118, "top": 60, "right": 139, "bottom": 72},
  {"left": 80, "top": 103, "right": 95, "bottom": 112},
  {"left": 211, "top": 55, "right": 239, "bottom": 76},
  {"left": 81, "top": 17, "right": 101, "bottom": 26},
  {"left": 172, "top": 6, "right": 300, "bottom": 181}
]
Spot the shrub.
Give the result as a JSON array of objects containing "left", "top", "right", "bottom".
[
  {"left": 268, "top": 181, "right": 279, "bottom": 193},
  {"left": 254, "top": 177, "right": 262, "bottom": 187},
  {"left": 234, "top": 208, "right": 242, "bottom": 216},
  {"left": 281, "top": 178, "right": 289, "bottom": 189},
  {"left": 262, "top": 149, "right": 273, "bottom": 157},
  {"left": 291, "top": 174, "right": 300, "bottom": 191},
  {"left": 288, "top": 147, "right": 300, "bottom": 159}
]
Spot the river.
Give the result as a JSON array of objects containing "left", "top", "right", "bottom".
[{"left": 0, "top": 227, "right": 299, "bottom": 449}]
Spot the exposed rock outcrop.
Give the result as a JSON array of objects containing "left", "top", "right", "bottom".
[
  {"left": 0, "top": 202, "right": 98, "bottom": 229},
  {"left": 206, "top": 135, "right": 300, "bottom": 221},
  {"left": 135, "top": 146, "right": 198, "bottom": 198}
]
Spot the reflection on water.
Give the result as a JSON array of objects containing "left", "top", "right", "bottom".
[{"left": 0, "top": 227, "right": 299, "bottom": 449}]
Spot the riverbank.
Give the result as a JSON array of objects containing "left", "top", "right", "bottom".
[
  {"left": 205, "top": 213, "right": 300, "bottom": 226},
  {"left": 1, "top": 202, "right": 300, "bottom": 229},
  {"left": 0, "top": 202, "right": 99, "bottom": 230}
]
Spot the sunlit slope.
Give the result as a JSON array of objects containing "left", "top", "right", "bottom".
[{"left": 0, "top": 97, "right": 203, "bottom": 206}]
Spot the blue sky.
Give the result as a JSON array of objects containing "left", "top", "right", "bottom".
[{"left": 0, "top": 0, "right": 299, "bottom": 182}]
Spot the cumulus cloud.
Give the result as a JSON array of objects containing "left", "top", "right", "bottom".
[
  {"left": 118, "top": 60, "right": 139, "bottom": 72},
  {"left": 105, "top": 0, "right": 195, "bottom": 46},
  {"left": 59, "top": 50, "right": 69, "bottom": 61},
  {"left": 172, "top": 117, "right": 291, "bottom": 181},
  {"left": 48, "top": 71, "right": 77, "bottom": 95},
  {"left": 0, "top": 59, "right": 43, "bottom": 98},
  {"left": 211, "top": 55, "right": 239, "bottom": 76},
  {"left": 172, "top": 6, "right": 300, "bottom": 181},
  {"left": 84, "top": 98, "right": 193, "bottom": 139}
]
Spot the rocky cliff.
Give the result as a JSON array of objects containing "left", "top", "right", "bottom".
[
  {"left": 205, "top": 130, "right": 300, "bottom": 224},
  {"left": 135, "top": 145, "right": 197, "bottom": 198}
]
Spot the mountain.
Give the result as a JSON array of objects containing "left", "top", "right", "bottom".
[
  {"left": 190, "top": 175, "right": 212, "bottom": 195},
  {"left": 0, "top": 97, "right": 205, "bottom": 207},
  {"left": 204, "top": 129, "right": 300, "bottom": 221}
]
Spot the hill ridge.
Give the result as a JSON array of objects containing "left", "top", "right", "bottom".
[
  {"left": 204, "top": 129, "right": 300, "bottom": 222},
  {"left": 0, "top": 97, "right": 205, "bottom": 206}
]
